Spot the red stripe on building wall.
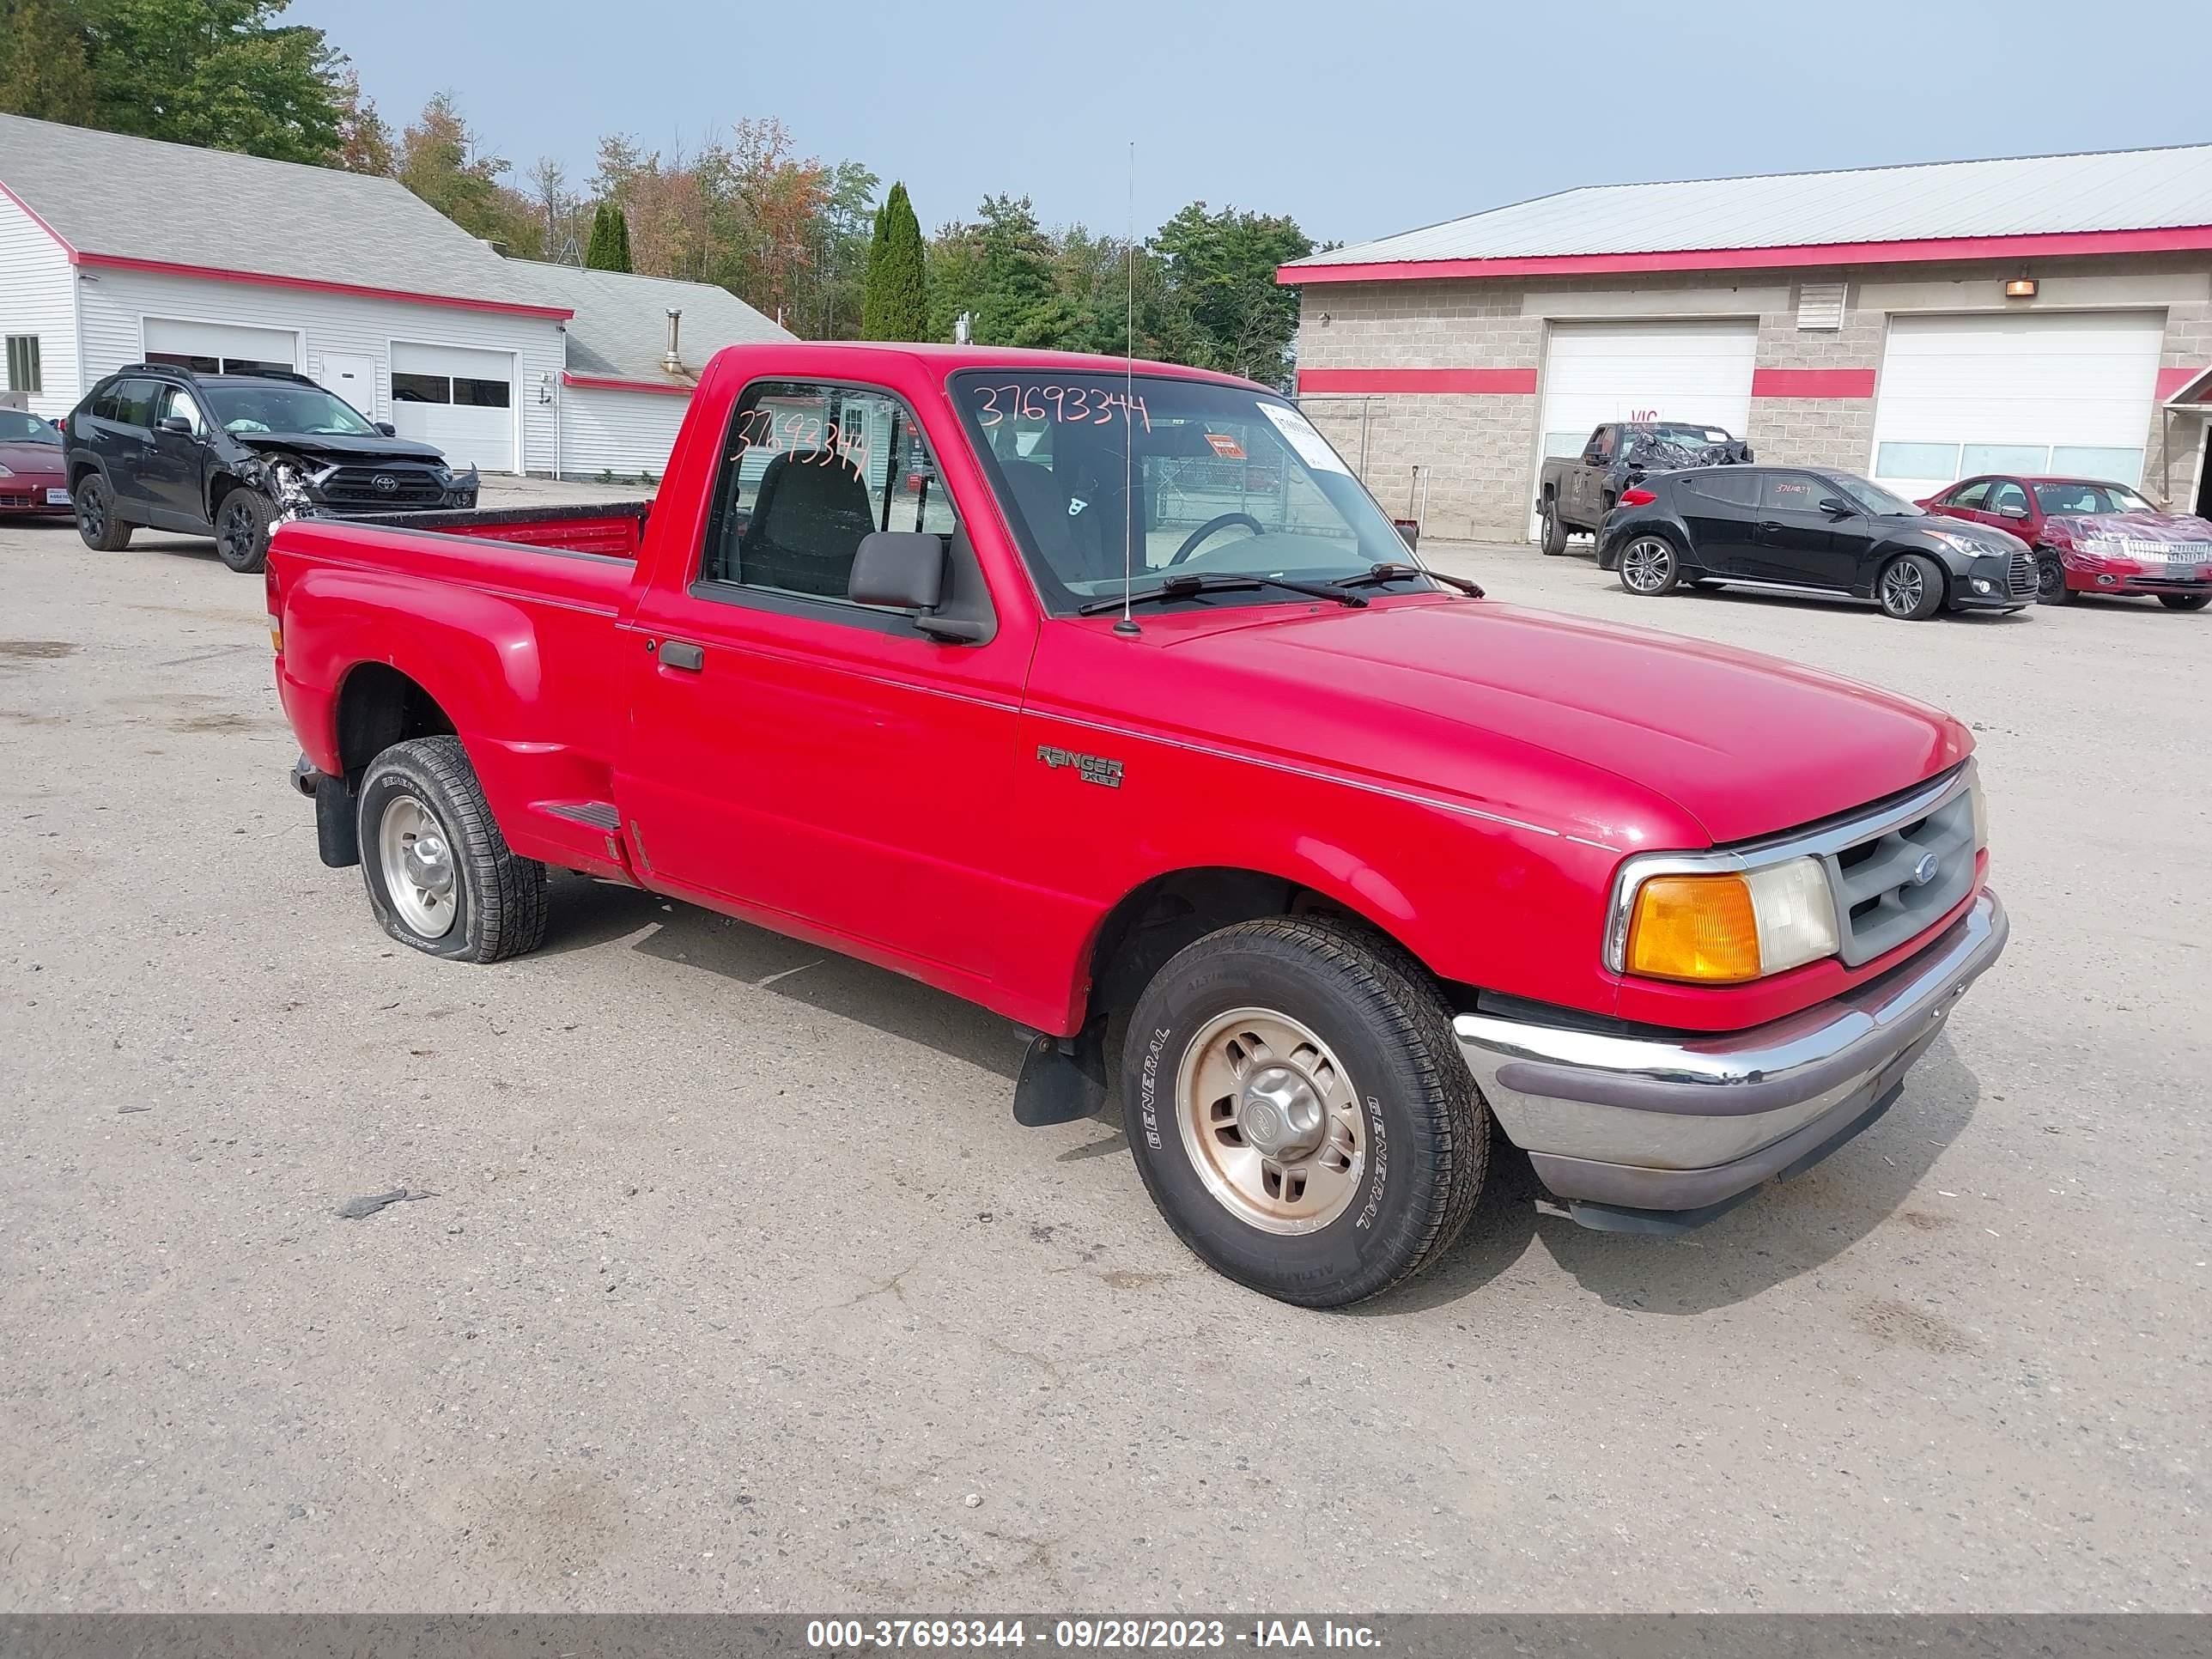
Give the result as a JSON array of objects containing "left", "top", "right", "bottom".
[
  {"left": 1277, "top": 224, "right": 2212, "bottom": 285},
  {"left": 2154, "top": 365, "right": 2207, "bottom": 401},
  {"left": 1751, "top": 368, "right": 1878, "bottom": 399},
  {"left": 1297, "top": 368, "right": 1537, "bottom": 395}
]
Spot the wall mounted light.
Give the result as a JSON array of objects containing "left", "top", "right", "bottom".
[{"left": 2004, "top": 277, "right": 2039, "bottom": 299}]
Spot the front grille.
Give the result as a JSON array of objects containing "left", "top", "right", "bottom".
[
  {"left": 2108, "top": 538, "right": 2212, "bottom": 561},
  {"left": 1823, "top": 784, "right": 1978, "bottom": 966},
  {"left": 2007, "top": 549, "right": 2035, "bottom": 598},
  {"left": 316, "top": 464, "right": 448, "bottom": 509}
]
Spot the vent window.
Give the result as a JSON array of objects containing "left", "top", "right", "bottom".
[{"left": 1796, "top": 283, "right": 1846, "bottom": 331}]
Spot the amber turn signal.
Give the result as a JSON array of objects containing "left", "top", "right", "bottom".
[{"left": 1625, "top": 873, "right": 1763, "bottom": 984}]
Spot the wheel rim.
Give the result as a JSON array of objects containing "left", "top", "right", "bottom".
[
  {"left": 81, "top": 487, "right": 103, "bottom": 538},
  {"left": 1175, "top": 1006, "right": 1366, "bottom": 1235},
  {"left": 2037, "top": 557, "right": 2063, "bottom": 599},
  {"left": 377, "top": 794, "right": 459, "bottom": 939},
  {"left": 1881, "top": 562, "right": 1924, "bottom": 613},
  {"left": 219, "top": 503, "right": 252, "bottom": 564},
  {"left": 1622, "top": 538, "right": 1673, "bottom": 592}
]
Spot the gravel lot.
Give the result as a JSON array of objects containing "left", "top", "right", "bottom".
[{"left": 1, "top": 510, "right": 2204, "bottom": 1613}]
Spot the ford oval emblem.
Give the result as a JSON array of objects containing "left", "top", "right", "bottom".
[
  {"left": 371, "top": 473, "right": 398, "bottom": 494},
  {"left": 1909, "top": 851, "right": 1942, "bottom": 888}
]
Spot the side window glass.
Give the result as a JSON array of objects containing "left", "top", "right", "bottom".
[
  {"left": 1759, "top": 472, "right": 1825, "bottom": 513},
  {"left": 1948, "top": 481, "right": 1991, "bottom": 509},
  {"left": 1684, "top": 471, "right": 1758, "bottom": 507},
  {"left": 92, "top": 385, "right": 120, "bottom": 421},
  {"left": 158, "top": 387, "right": 205, "bottom": 434},
  {"left": 701, "top": 380, "right": 956, "bottom": 605},
  {"left": 1987, "top": 481, "right": 2027, "bottom": 516},
  {"left": 113, "top": 379, "right": 160, "bottom": 429}
]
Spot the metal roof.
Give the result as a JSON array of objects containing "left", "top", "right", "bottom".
[
  {"left": 507, "top": 262, "right": 795, "bottom": 386},
  {"left": 0, "top": 112, "right": 562, "bottom": 313},
  {"left": 1285, "top": 143, "right": 2212, "bottom": 270}
]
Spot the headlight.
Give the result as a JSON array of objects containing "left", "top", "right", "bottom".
[
  {"left": 1969, "top": 761, "right": 1987, "bottom": 852},
  {"left": 1622, "top": 855, "right": 1838, "bottom": 984},
  {"left": 0, "top": 464, "right": 13, "bottom": 477},
  {"left": 1929, "top": 529, "right": 1988, "bottom": 556}
]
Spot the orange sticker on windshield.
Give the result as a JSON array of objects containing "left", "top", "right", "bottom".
[{"left": 1204, "top": 432, "right": 1246, "bottom": 459}]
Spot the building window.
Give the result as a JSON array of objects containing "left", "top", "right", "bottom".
[
  {"left": 6, "top": 336, "right": 41, "bottom": 394},
  {"left": 392, "top": 372, "right": 450, "bottom": 404}
]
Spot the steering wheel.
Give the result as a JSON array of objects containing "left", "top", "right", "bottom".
[{"left": 1167, "top": 512, "right": 1267, "bottom": 567}]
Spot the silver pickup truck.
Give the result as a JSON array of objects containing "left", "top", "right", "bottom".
[{"left": 1536, "top": 422, "right": 1753, "bottom": 555}]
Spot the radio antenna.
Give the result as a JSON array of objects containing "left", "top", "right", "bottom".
[{"left": 1113, "top": 140, "right": 1140, "bottom": 638}]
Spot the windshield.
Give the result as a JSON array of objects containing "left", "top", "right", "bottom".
[
  {"left": 0, "top": 410, "right": 60, "bottom": 445},
  {"left": 204, "top": 383, "right": 378, "bottom": 437},
  {"left": 2035, "top": 480, "right": 2156, "bottom": 516},
  {"left": 950, "top": 371, "right": 1410, "bottom": 612},
  {"left": 1835, "top": 474, "right": 1923, "bottom": 516}
]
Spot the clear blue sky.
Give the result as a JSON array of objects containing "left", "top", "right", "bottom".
[{"left": 293, "top": 0, "right": 2209, "bottom": 246}]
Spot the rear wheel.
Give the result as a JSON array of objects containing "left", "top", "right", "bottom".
[
  {"left": 1540, "top": 504, "right": 1568, "bottom": 556},
  {"left": 2159, "top": 592, "right": 2210, "bottom": 612},
  {"left": 214, "top": 489, "right": 275, "bottom": 574},
  {"left": 1877, "top": 552, "right": 1945, "bottom": 620},
  {"left": 2034, "top": 550, "right": 2075, "bottom": 605},
  {"left": 1618, "top": 534, "right": 1681, "bottom": 596},
  {"left": 357, "top": 736, "right": 548, "bottom": 963},
  {"left": 73, "top": 476, "right": 132, "bottom": 550},
  {"left": 1122, "top": 916, "right": 1486, "bottom": 1309}
]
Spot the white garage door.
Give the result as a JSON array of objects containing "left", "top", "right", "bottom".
[
  {"left": 1531, "top": 319, "right": 1759, "bottom": 537},
  {"left": 390, "top": 341, "right": 517, "bottom": 474},
  {"left": 143, "top": 318, "right": 299, "bottom": 375},
  {"left": 1869, "top": 311, "right": 2165, "bottom": 498}
]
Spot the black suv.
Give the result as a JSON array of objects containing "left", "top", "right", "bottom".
[{"left": 65, "top": 364, "right": 479, "bottom": 573}]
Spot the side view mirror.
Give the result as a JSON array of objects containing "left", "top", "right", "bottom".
[
  {"left": 157, "top": 415, "right": 193, "bottom": 435},
  {"left": 1996, "top": 503, "right": 2028, "bottom": 520},
  {"left": 1819, "top": 497, "right": 1857, "bottom": 519},
  {"left": 848, "top": 531, "right": 986, "bottom": 642},
  {"left": 374, "top": 421, "right": 397, "bottom": 436}
]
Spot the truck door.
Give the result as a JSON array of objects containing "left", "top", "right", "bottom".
[{"left": 615, "top": 377, "right": 1028, "bottom": 983}]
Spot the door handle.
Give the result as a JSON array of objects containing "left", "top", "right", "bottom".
[
  {"left": 657, "top": 639, "right": 704, "bottom": 672},
  {"left": 1759, "top": 521, "right": 1784, "bottom": 532}
]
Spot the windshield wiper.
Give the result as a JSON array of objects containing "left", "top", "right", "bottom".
[
  {"left": 1334, "top": 561, "right": 1486, "bottom": 598},
  {"left": 1078, "top": 572, "right": 1367, "bottom": 615}
]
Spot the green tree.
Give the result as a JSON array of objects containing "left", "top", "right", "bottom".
[
  {"left": 585, "top": 199, "right": 632, "bottom": 271},
  {"left": 80, "top": 0, "right": 346, "bottom": 165},
  {"left": 860, "top": 181, "right": 928, "bottom": 341},
  {"left": 395, "top": 92, "right": 542, "bottom": 258},
  {"left": 0, "top": 0, "right": 97, "bottom": 125},
  {"left": 1150, "top": 204, "right": 1314, "bottom": 388},
  {"left": 969, "top": 194, "right": 1077, "bottom": 349}
]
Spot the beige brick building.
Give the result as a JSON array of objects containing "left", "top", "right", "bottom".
[{"left": 1280, "top": 147, "right": 2212, "bottom": 543}]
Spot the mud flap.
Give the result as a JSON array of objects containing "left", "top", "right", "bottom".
[
  {"left": 314, "top": 771, "right": 360, "bottom": 868},
  {"left": 1012, "top": 1029, "right": 1109, "bottom": 1127}
]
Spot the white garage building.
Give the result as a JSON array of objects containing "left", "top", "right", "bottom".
[
  {"left": 1281, "top": 143, "right": 2212, "bottom": 540},
  {"left": 0, "top": 112, "right": 787, "bottom": 481}
]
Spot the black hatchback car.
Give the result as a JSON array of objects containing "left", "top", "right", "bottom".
[
  {"left": 64, "top": 364, "right": 478, "bottom": 574},
  {"left": 1597, "top": 465, "right": 2035, "bottom": 620}
]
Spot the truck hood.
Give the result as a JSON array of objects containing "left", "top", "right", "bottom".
[
  {"left": 1130, "top": 599, "right": 1970, "bottom": 848},
  {"left": 2047, "top": 511, "right": 2212, "bottom": 545},
  {"left": 231, "top": 430, "right": 452, "bottom": 466}
]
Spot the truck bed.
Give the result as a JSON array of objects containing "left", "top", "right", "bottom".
[{"left": 351, "top": 499, "right": 651, "bottom": 559}]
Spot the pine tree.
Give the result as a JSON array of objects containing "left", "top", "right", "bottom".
[
  {"left": 860, "top": 181, "right": 929, "bottom": 341},
  {"left": 585, "top": 201, "right": 633, "bottom": 273}
]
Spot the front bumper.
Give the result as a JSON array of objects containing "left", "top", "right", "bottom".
[
  {"left": 2074, "top": 568, "right": 2212, "bottom": 595},
  {"left": 1455, "top": 889, "right": 2008, "bottom": 1231}
]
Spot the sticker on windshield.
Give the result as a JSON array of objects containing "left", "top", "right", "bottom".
[
  {"left": 1257, "top": 403, "right": 1351, "bottom": 474},
  {"left": 1203, "top": 431, "right": 1246, "bottom": 460}
]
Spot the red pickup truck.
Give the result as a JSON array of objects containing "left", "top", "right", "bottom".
[{"left": 270, "top": 342, "right": 2008, "bottom": 1308}]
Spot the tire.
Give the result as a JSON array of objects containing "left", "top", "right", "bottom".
[
  {"left": 1540, "top": 504, "right": 1568, "bottom": 556},
  {"left": 73, "top": 475, "right": 132, "bottom": 551},
  {"left": 1876, "top": 552, "right": 1945, "bottom": 621},
  {"left": 1617, "top": 533, "right": 1682, "bottom": 596},
  {"left": 2033, "top": 550, "right": 2075, "bottom": 605},
  {"left": 357, "top": 736, "right": 549, "bottom": 963},
  {"left": 1121, "top": 915, "right": 1486, "bottom": 1309},
  {"left": 214, "top": 488, "right": 275, "bottom": 574},
  {"left": 2159, "top": 593, "right": 2210, "bottom": 612}
]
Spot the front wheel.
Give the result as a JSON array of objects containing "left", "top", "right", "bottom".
[
  {"left": 74, "top": 476, "right": 132, "bottom": 550},
  {"left": 1618, "top": 534, "right": 1681, "bottom": 595},
  {"left": 358, "top": 736, "right": 549, "bottom": 963},
  {"left": 214, "top": 489, "right": 275, "bottom": 574},
  {"left": 1877, "top": 552, "right": 1945, "bottom": 620},
  {"left": 2034, "top": 550, "right": 2075, "bottom": 605},
  {"left": 1122, "top": 916, "right": 1486, "bottom": 1309},
  {"left": 2159, "top": 592, "right": 2210, "bottom": 612}
]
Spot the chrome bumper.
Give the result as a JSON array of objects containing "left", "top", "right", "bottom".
[{"left": 1454, "top": 889, "right": 2008, "bottom": 1227}]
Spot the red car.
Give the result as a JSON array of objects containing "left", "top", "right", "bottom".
[
  {"left": 0, "top": 409, "right": 70, "bottom": 516},
  {"left": 1920, "top": 474, "right": 2212, "bottom": 611},
  {"left": 265, "top": 342, "right": 2007, "bottom": 1307}
]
